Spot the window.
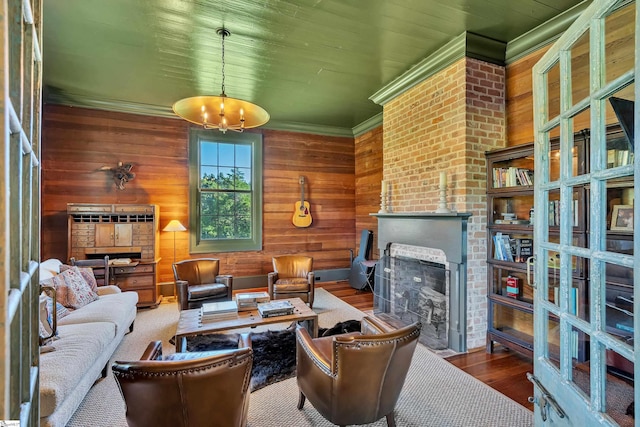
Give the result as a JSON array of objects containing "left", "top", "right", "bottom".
[{"left": 189, "top": 129, "right": 263, "bottom": 252}]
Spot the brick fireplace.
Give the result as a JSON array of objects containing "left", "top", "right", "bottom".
[{"left": 371, "top": 53, "right": 506, "bottom": 350}]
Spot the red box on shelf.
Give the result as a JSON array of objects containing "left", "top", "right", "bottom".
[{"left": 506, "top": 276, "right": 520, "bottom": 298}]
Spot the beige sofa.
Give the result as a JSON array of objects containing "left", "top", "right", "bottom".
[{"left": 38, "top": 259, "right": 138, "bottom": 427}]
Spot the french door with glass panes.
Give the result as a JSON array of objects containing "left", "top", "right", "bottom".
[{"left": 529, "top": 0, "right": 638, "bottom": 425}]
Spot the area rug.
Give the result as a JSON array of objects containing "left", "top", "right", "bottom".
[
  {"left": 66, "top": 288, "right": 532, "bottom": 427},
  {"left": 184, "top": 319, "right": 361, "bottom": 391}
]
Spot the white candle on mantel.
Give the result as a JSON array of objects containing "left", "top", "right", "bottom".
[
  {"left": 440, "top": 172, "right": 447, "bottom": 188},
  {"left": 381, "top": 180, "right": 387, "bottom": 195}
]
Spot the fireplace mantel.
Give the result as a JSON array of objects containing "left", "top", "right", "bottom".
[
  {"left": 371, "top": 212, "right": 471, "bottom": 263},
  {"left": 371, "top": 211, "right": 471, "bottom": 352},
  {"left": 373, "top": 212, "right": 471, "bottom": 218}
]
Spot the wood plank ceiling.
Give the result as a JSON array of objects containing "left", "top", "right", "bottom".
[{"left": 42, "top": 0, "right": 588, "bottom": 133}]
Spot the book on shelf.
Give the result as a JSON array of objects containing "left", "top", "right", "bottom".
[
  {"left": 548, "top": 199, "right": 578, "bottom": 227},
  {"left": 257, "top": 300, "right": 295, "bottom": 318},
  {"left": 514, "top": 238, "right": 533, "bottom": 263},
  {"left": 235, "top": 291, "right": 270, "bottom": 311},
  {"left": 502, "top": 234, "right": 515, "bottom": 262},
  {"left": 607, "top": 148, "right": 634, "bottom": 168},
  {"left": 616, "top": 322, "right": 634, "bottom": 333},
  {"left": 492, "top": 167, "right": 533, "bottom": 188},
  {"left": 493, "top": 233, "right": 505, "bottom": 260},
  {"left": 494, "top": 219, "right": 530, "bottom": 225},
  {"left": 493, "top": 232, "right": 515, "bottom": 262}
]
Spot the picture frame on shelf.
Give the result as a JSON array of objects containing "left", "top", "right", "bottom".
[{"left": 611, "top": 204, "right": 634, "bottom": 231}]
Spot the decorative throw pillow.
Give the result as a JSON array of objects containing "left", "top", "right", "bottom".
[
  {"left": 39, "top": 293, "right": 56, "bottom": 340},
  {"left": 60, "top": 264, "right": 98, "bottom": 292},
  {"left": 40, "top": 267, "right": 99, "bottom": 309},
  {"left": 56, "top": 302, "right": 70, "bottom": 320},
  {"left": 44, "top": 296, "right": 70, "bottom": 322}
]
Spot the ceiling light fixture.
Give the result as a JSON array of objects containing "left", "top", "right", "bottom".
[{"left": 172, "top": 28, "right": 269, "bottom": 133}]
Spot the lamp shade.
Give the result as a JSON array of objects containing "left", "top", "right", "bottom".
[{"left": 163, "top": 220, "right": 187, "bottom": 232}]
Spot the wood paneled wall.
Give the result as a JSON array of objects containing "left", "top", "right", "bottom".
[
  {"left": 506, "top": 5, "right": 634, "bottom": 146},
  {"left": 41, "top": 105, "right": 356, "bottom": 284},
  {"left": 354, "top": 125, "right": 383, "bottom": 259}
]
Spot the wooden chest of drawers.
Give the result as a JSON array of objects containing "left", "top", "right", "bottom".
[{"left": 111, "top": 261, "right": 160, "bottom": 308}]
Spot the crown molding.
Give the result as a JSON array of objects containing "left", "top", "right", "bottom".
[
  {"left": 369, "top": 33, "right": 466, "bottom": 107},
  {"left": 262, "top": 120, "right": 354, "bottom": 137},
  {"left": 352, "top": 112, "right": 383, "bottom": 137},
  {"left": 45, "top": 92, "right": 178, "bottom": 119},
  {"left": 369, "top": 32, "right": 506, "bottom": 106},
  {"left": 505, "top": 0, "right": 592, "bottom": 64},
  {"left": 44, "top": 91, "right": 355, "bottom": 137}
]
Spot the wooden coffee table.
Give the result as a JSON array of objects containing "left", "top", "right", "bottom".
[{"left": 174, "top": 297, "right": 318, "bottom": 352}]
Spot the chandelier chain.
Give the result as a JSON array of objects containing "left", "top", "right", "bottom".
[{"left": 220, "top": 30, "right": 226, "bottom": 95}]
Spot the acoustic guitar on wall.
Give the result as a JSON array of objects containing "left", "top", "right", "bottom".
[{"left": 292, "top": 176, "right": 312, "bottom": 227}]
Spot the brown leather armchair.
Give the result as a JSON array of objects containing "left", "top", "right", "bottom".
[
  {"left": 172, "top": 258, "right": 233, "bottom": 310},
  {"left": 295, "top": 316, "right": 421, "bottom": 427},
  {"left": 268, "top": 255, "right": 315, "bottom": 307},
  {"left": 112, "top": 336, "right": 252, "bottom": 427}
]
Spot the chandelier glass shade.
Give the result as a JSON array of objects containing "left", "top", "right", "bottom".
[
  {"left": 173, "top": 95, "right": 269, "bottom": 132},
  {"left": 172, "top": 28, "right": 269, "bottom": 133}
]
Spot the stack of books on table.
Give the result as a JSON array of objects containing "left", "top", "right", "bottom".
[
  {"left": 235, "top": 291, "right": 270, "bottom": 311},
  {"left": 200, "top": 300, "right": 238, "bottom": 322},
  {"left": 257, "top": 300, "right": 295, "bottom": 318}
]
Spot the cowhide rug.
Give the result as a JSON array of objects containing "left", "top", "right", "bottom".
[{"left": 183, "top": 319, "right": 361, "bottom": 392}]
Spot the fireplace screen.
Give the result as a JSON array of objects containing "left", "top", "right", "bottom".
[{"left": 374, "top": 255, "right": 449, "bottom": 350}]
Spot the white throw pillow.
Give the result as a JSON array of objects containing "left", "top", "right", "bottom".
[{"left": 40, "top": 259, "right": 63, "bottom": 281}]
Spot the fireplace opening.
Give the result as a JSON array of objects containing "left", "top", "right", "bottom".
[
  {"left": 374, "top": 251, "right": 449, "bottom": 351},
  {"left": 373, "top": 212, "right": 470, "bottom": 353}
]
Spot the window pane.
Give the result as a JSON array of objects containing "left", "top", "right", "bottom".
[
  {"left": 605, "top": 3, "right": 635, "bottom": 85},
  {"left": 236, "top": 144, "right": 251, "bottom": 168},
  {"left": 547, "top": 61, "right": 560, "bottom": 122},
  {"left": 218, "top": 167, "right": 235, "bottom": 189},
  {"left": 236, "top": 168, "right": 251, "bottom": 189},
  {"left": 201, "top": 215, "right": 216, "bottom": 239},
  {"left": 200, "top": 166, "right": 218, "bottom": 189},
  {"left": 236, "top": 215, "right": 251, "bottom": 238},
  {"left": 217, "top": 216, "right": 234, "bottom": 239},
  {"left": 201, "top": 141, "right": 218, "bottom": 165},
  {"left": 219, "top": 143, "right": 235, "bottom": 166},
  {"left": 570, "top": 30, "right": 589, "bottom": 108},
  {"left": 216, "top": 191, "right": 235, "bottom": 218},
  {"left": 201, "top": 193, "right": 217, "bottom": 216}
]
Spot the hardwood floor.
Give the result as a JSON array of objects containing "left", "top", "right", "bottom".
[{"left": 318, "top": 281, "right": 534, "bottom": 411}]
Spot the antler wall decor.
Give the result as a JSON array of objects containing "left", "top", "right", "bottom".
[{"left": 99, "top": 162, "right": 136, "bottom": 190}]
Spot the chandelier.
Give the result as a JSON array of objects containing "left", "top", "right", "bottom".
[{"left": 172, "top": 28, "right": 269, "bottom": 133}]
